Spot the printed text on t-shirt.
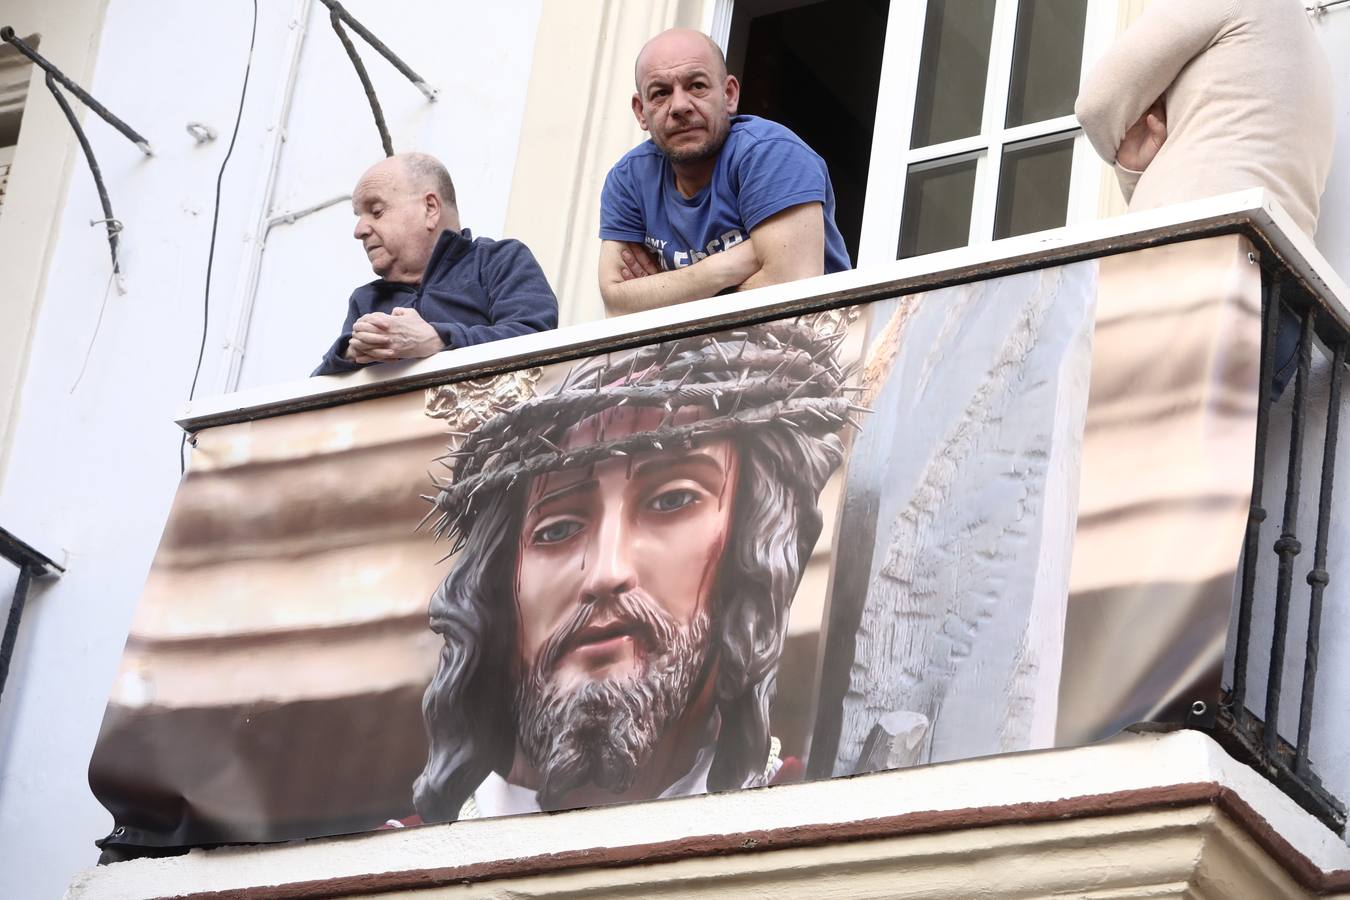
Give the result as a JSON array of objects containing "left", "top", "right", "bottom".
[{"left": 645, "top": 229, "right": 745, "bottom": 270}]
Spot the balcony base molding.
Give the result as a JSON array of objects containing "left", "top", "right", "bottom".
[{"left": 67, "top": 732, "right": 1350, "bottom": 900}]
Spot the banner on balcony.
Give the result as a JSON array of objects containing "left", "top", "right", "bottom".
[{"left": 89, "top": 235, "right": 1261, "bottom": 850}]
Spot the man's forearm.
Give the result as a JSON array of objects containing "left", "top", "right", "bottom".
[
  {"left": 601, "top": 252, "right": 745, "bottom": 316},
  {"left": 737, "top": 252, "right": 821, "bottom": 293}
]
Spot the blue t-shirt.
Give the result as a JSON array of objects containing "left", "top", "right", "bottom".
[{"left": 599, "top": 115, "right": 851, "bottom": 275}]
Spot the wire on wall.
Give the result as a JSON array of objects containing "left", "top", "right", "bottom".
[
  {"left": 1, "top": 27, "right": 152, "bottom": 288},
  {"left": 1308, "top": 0, "right": 1350, "bottom": 17},
  {"left": 0, "top": 27, "right": 153, "bottom": 153},
  {"left": 317, "top": 0, "right": 437, "bottom": 157},
  {"left": 43, "top": 72, "right": 123, "bottom": 279},
  {"left": 329, "top": 9, "right": 393, "bottom": 157},
  {"left": 180, "top": 0, "right": 258, "bottom": 474}
]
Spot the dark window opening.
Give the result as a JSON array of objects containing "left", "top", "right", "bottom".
[
  {"left": 0, "top": 34, "right": 39, "bottom": 217},
  {"left": 730, "top": 0, "right": 889, "bottom": 266}
]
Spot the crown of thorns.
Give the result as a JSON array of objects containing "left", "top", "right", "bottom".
[{"left": 421, "top": 317, "right": 865, "bottom": 555}]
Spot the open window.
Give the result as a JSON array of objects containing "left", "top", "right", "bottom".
[
  {"left": 714, "top": 0, "right": 1114, "bottom": 268},
  {"left": 860, "top": 0, "right": 1114, "bottom": 264}
]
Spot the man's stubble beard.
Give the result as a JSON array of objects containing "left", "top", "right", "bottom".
[
  {"left": 655, "top": 117, "right": 731, "bottom": 166},
  {"left": 514, "top": 589, "right": 712, "bottom": 810},
  {"left": 661, "top": 138, "right": 719, "bottom": 165}
]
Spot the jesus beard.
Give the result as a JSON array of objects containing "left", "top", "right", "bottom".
[{"left": 513, "top": 588, "right": 713, "bottom": 810}]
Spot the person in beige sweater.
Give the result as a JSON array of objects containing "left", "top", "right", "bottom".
[{"left": 1075, "top": 0, "right": 1334, "bottom": 238}]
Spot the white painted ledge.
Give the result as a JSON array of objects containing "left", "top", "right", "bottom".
[
  {"left": 64, "top": 730, "right": 1350, "bottom": 899},
  {"left": 177, "top": 190, "right": 1348, "bottom": 432}
]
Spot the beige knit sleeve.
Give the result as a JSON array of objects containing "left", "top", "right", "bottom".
[
  {"left": 1113, "top": 163, "right": 1143, "bottom": 204},
  {"left": 1074, "top": 0, "right": 1235, "bottom": 166}
]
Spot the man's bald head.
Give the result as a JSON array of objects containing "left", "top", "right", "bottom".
[
  {"left": 400, "top": 152, "right": 458, "bottom": 211},
  {"left": 634, "top": 28, "right": 727, "bottom": 90},
  {"left": 351, "top": 152, "right": 459, "bottom": 283},
  {"left": 631, "top": 29, "right": 739, "bottom": 167}
]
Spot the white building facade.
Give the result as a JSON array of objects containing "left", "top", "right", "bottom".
[{"left": 0, "top": 2, "right": 1347, "bottom": 898}]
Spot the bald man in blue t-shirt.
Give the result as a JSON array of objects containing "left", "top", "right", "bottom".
[{"left": 598, "top": 28, "right": 850, "bottom": 317}]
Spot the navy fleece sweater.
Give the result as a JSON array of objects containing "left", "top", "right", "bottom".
[{"left": 314, "top": 228, "right": 557, "bottom": 376}]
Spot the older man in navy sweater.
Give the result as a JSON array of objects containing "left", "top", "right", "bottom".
[{"left": 313, "top": 153, "right": 557, "bottom": 376}]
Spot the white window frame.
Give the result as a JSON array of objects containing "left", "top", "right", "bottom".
[
  {"left": 853, "top": 0, "right": 1118, "bottom": 266},
  {"left": 705, "top": 0, "right": 1118, "bottom": 266}
]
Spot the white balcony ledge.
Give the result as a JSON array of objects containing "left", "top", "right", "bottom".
[
  {"left": 177, "top": 188, "right": 1347, "bottom": 433},
  {"left": 65, "top": 730, "right": 1350, "bottom": 900}
]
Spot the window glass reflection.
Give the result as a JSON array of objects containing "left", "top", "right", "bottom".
[
  {"left": 910, "top": 0, "right": 997, "bottom": 148},
  {"left": 898, "top": 156, "right": 978, "bottom": 258},
  {"left": 993, "top": 135, "right": 1075, "bottom": 240},
  {"left": 1006, "top": 0, "right": 1088, "bottom": 128}
]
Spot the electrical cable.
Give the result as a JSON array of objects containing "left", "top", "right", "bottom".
[
  {"left": 181, "top": 0, "right": 258, "bottom": 474},
  {"left": 330, "top": 10, "right": 394, "bottom": 157},
  {"left": 44, "top": 72, "right": 122, "bottom": 275},
  {"left": 69, "top": 267, "right": 117, "bottom": 393}
]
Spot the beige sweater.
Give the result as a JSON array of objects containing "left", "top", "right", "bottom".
[{"left": 1075, "top": 0, "right": 1334, "bottom": 237}]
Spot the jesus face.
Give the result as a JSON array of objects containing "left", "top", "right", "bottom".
[{"left": 511, "top": 405, "right": 739, "bottom": 802}]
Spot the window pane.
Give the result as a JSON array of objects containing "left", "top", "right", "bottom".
[
  {"left": 910, "top": 0, "right": 997, "bottom": 148},
  {"left": 898, "top": 157, "right": 978, "bottom": 258},
  {"left": 1005, "top": 0, "right": 1088, "bottom": 128},
  {"left": 993, "top": 135, "right": 1075, "bottom": 240}
]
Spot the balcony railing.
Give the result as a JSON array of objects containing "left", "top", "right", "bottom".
[{"left": 1217, "top": 256, "right": 1350, "bottom": 834}]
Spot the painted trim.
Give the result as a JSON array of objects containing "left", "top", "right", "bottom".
[
  {"left": 121, "top": 782, "right": 1350, "bottom": 900},
  {"left": 69, "top": 731, "right": 1350, "bottom": 899}
]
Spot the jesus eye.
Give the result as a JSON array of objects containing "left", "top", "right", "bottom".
[
  {"left": 648, "top": 489, "right": 698, "bottom": 513},
  {"left": 532, "top": 519, "right": 582, "bottom": 545}
]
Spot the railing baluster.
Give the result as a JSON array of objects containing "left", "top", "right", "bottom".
[
  {"left": 1233, "top": 270, "right": 1282, "bottom": 713},
  {"left": 1296, "top": 338, "right": 1345, "bottom": 774},
  {"left": 1264, "top": 307, "right": 1315, "bottom": 755}
]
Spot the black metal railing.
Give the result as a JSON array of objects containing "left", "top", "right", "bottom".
[
  {"left": 0, "top": 526, "right": 63, "bottom": 707},
  {"left": 1212, "top": 264, "right": 1349, "bottom": 835}
]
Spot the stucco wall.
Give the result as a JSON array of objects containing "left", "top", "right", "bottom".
[{"left": 0, "top": 3, "right": 540, "bottom": 898}]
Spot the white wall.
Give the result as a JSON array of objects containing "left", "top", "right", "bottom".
[
  {"left": 1312, "top": 6, "right": 1350, "bottom": 273},
  {"left": 227, "top": 0, "right": 542, "bottom": 390},
  {"left": 0, "top": 3, "right": 540, "bottom": 899}
]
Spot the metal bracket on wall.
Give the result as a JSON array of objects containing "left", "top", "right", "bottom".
[{"left": 1, "top": 26, "right": 153, "bottom": 284}]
